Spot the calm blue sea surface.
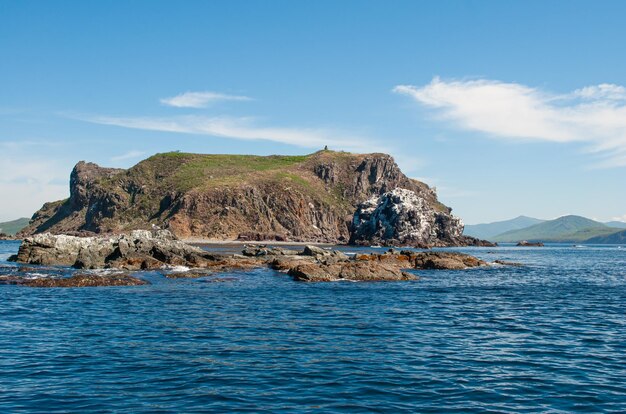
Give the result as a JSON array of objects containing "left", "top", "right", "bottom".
[{"left": 1, "top": 240, "right": 625, "bottom": 413}]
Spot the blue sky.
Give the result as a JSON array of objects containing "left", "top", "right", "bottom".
[{"left": 1, "top": 0, "right": 626, "bottom": 224}]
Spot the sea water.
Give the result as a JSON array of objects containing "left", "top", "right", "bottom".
[{"left": 1, "top": 241, "right": 625, "bottom": 412}]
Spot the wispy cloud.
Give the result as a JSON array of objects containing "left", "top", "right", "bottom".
[
  {"left": 160, "top": 91, "right": 252, "bottom": 108},
  {"left": 394, "top": 77, "right": 626, "bottom": 167},
  {"left": 111, "top": 150, "right": 146, "bottom": 162},
  {"left": 611, "top": 214, "right": 626, "bottom": 223},
  {"left": 81, "top": 114, "right": 379, "bottom": 152}
]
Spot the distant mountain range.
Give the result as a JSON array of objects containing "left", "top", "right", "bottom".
[
  {"left": 586, "top": 229, "right": 626, "bottom": 244},
  {"left": 463, "top": 216, "right": 545, "bottom": 240},
  {"left": 0, "top": 217, "right": 30, "bottom": 236},
  {"left": 465, "top": 215, "right": 626, "bottom": 244},
  {"left": 604, "top": 221, "right": 626, "bottom": 229}
]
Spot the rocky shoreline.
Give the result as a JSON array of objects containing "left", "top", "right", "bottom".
[{"left": 3, "top": 229, "right": 500, "bottom": 287}]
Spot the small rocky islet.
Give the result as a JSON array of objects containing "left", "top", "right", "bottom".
[
  {"left": 2, "top": 150, "right": 505, "bottom": 287},
  {"left": 3, "top": 229, "right": 495, "bottom": 287}
]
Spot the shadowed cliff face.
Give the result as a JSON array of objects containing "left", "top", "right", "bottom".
[{"left": 19, "top": 151, "right": 468, "bottom": 246}]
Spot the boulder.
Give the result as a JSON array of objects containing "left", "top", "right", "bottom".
[
  {"left": 354, "top": 251, "right": 487, "bottom": 270},
  {"left": 288, "top": 261, "right": 417, "bottom": 282},
  {"left": 411, "top": 251, "right": 486, "bottom": 270},
  {"left": 517, "top": 241, "right": 544, "bottom": 247},
  {"left": 301, "top": 245, "right": 349, "bottom": 263},
  {"left": 242, "top": 245, "right": 300, "bottom": 257},
  {"left": 0, "top": 272, "right": 147, "bottom": 288},
  {"left": 11, "top": 229, "right": 218, "bottom": 270}
]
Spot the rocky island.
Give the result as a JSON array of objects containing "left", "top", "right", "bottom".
[
  {"left": 3, "top": 150, "right": 502, "bottom": 287},
  {"left": 18, "top": 150, "right": 490, "bottom": 247}
]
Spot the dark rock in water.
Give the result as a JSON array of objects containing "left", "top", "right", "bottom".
[
  {"left": 26, "top": 273, "right": 147, "bottom": 287},
  {"left": 354, "top": 251, "right": 487, "bottom": 270},
  {"left": 164, "top": 269, "right": 214, "bottom": 279},
  {"left": 517, "top": 241, "right": 544, "bottom": 247},
  {"left": 0, "top": 272, "right": 147, "bottom": 288},
  {"left": 494, "top": 260, "right": 524, "bottom": 267},
  {"left": 411, "top": 251, "right": 486, "bottom": 270},
  {"left": 463, "top": 236, "right": 497, "bottom": 247},
  {"left": 242, "top": 245, "right": 299, "bottom": 257},
  {"left": 237, "top": 232, "right": 287, "bottom": 242},
  {"left": 11, "top": 229, "right": 218, "bottom": 270},
  {"left": 286, "top": 250, "right": 488, "bottom": 282},
  {"left": 301, "top": 245, "right": 349, "bottom": 263},
  {"left": 288, "top": 261, "right": 417, "bottom": 282}
]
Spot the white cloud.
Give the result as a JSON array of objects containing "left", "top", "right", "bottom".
[
  {"left": 111, "top": 150, "right": 146, "bottom": 162},
  {"left": 0, "top": 157, "right": 69, "bottom": 222},
  {"left": 160, "top": 91, "right": 252, "bottom": 108},
  {"left": 82, "top": 114, "right": 379, "bottom": 153},
  {"left": 394, "top": 77, "right": 626, "bottom": 167},
  {"left": 610, "top": 214, "right": 626, "bottom": 223}
]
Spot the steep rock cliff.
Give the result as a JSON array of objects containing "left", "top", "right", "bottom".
[
  {"left": 350, "top": 188, "right": 466, "bottom": 247},
  {"left": 19, "top": 150, "right": 471, "bottom": 246}
]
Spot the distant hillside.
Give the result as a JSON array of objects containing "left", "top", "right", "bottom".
[
  {"left": 604, "top": 221, "right": 626, "bottom": 229},
  {"left": 492, "top": 215, "right": 622, "bottom": 243},
  {"left": 463, "top": 215, "right": 544, "bottom": 240},
  {"left": 0, "top": 217, "right": 30, "bottom": 235},
  {"left": 586, "top": 229, "right": 626, "bottom": 244}
]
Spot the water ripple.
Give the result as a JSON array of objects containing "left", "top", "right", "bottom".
[{"left": 0, "top": 242, "right": 625, "bottom": 412}]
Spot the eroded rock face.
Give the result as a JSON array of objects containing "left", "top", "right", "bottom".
[
  {"left": 350, "top": 188, "right": 469, "bottom": 247},
  {"left": 17, "top": 151, "right": 473, "bottom": 247},
  {"left": 11, "top": 230, "right": 219, "bottom": 270}
]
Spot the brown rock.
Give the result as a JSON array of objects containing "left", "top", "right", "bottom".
[
  {"left": 288, "top": 261, "right": 417, "bottom": 282},
  {"left": 1, "top": 272, "right": 148, "bottom": 288},
  {"left": 411, "top": 251, "right": 487, "bottom": 270}
]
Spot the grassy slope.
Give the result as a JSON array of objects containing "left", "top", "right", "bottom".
[
  {"left": 492, "top": 215, "right": 623, "bottom": 242},
  {"left": 586, "top": 229, "right": 626, "bottom": 244},
  {"left": 95, "top": 151, "right": 362, "bottom": 229},
  {"left": 0, "top": 217, "right": 30, "bottom": 235}
]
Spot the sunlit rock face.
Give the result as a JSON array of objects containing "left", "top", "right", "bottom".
[{"left": 350, "top": 188, "right": 466, "bottom": 247}]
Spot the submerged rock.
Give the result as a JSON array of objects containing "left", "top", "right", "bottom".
[
  {"left": 0, "top": 272, "right": 147, "bottom": 288},
  {"left": 517, "top": 241, "right": 544, "bottom": 247},
  {"left": 494, "top": 260, "right": 524, "bottom": 267}
]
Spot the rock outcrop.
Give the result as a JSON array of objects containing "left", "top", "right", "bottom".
[
  {"left": 0, "top": 233, "right": 14, "bottom": 240},
  {"left": 516, "top": 241, "right": 544, "bottom": 247},
  {"left": 350, "top": 188, "right": 490, "bottom": 247},
  {"left": 9, "top": 232, "right": 495, "bottom": 285},
  {"left": 10, "top": 229, "right": 222, "bottom": 270},
  {"left": 18, "top": 151, "right": 480, "bottom": 247}
]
